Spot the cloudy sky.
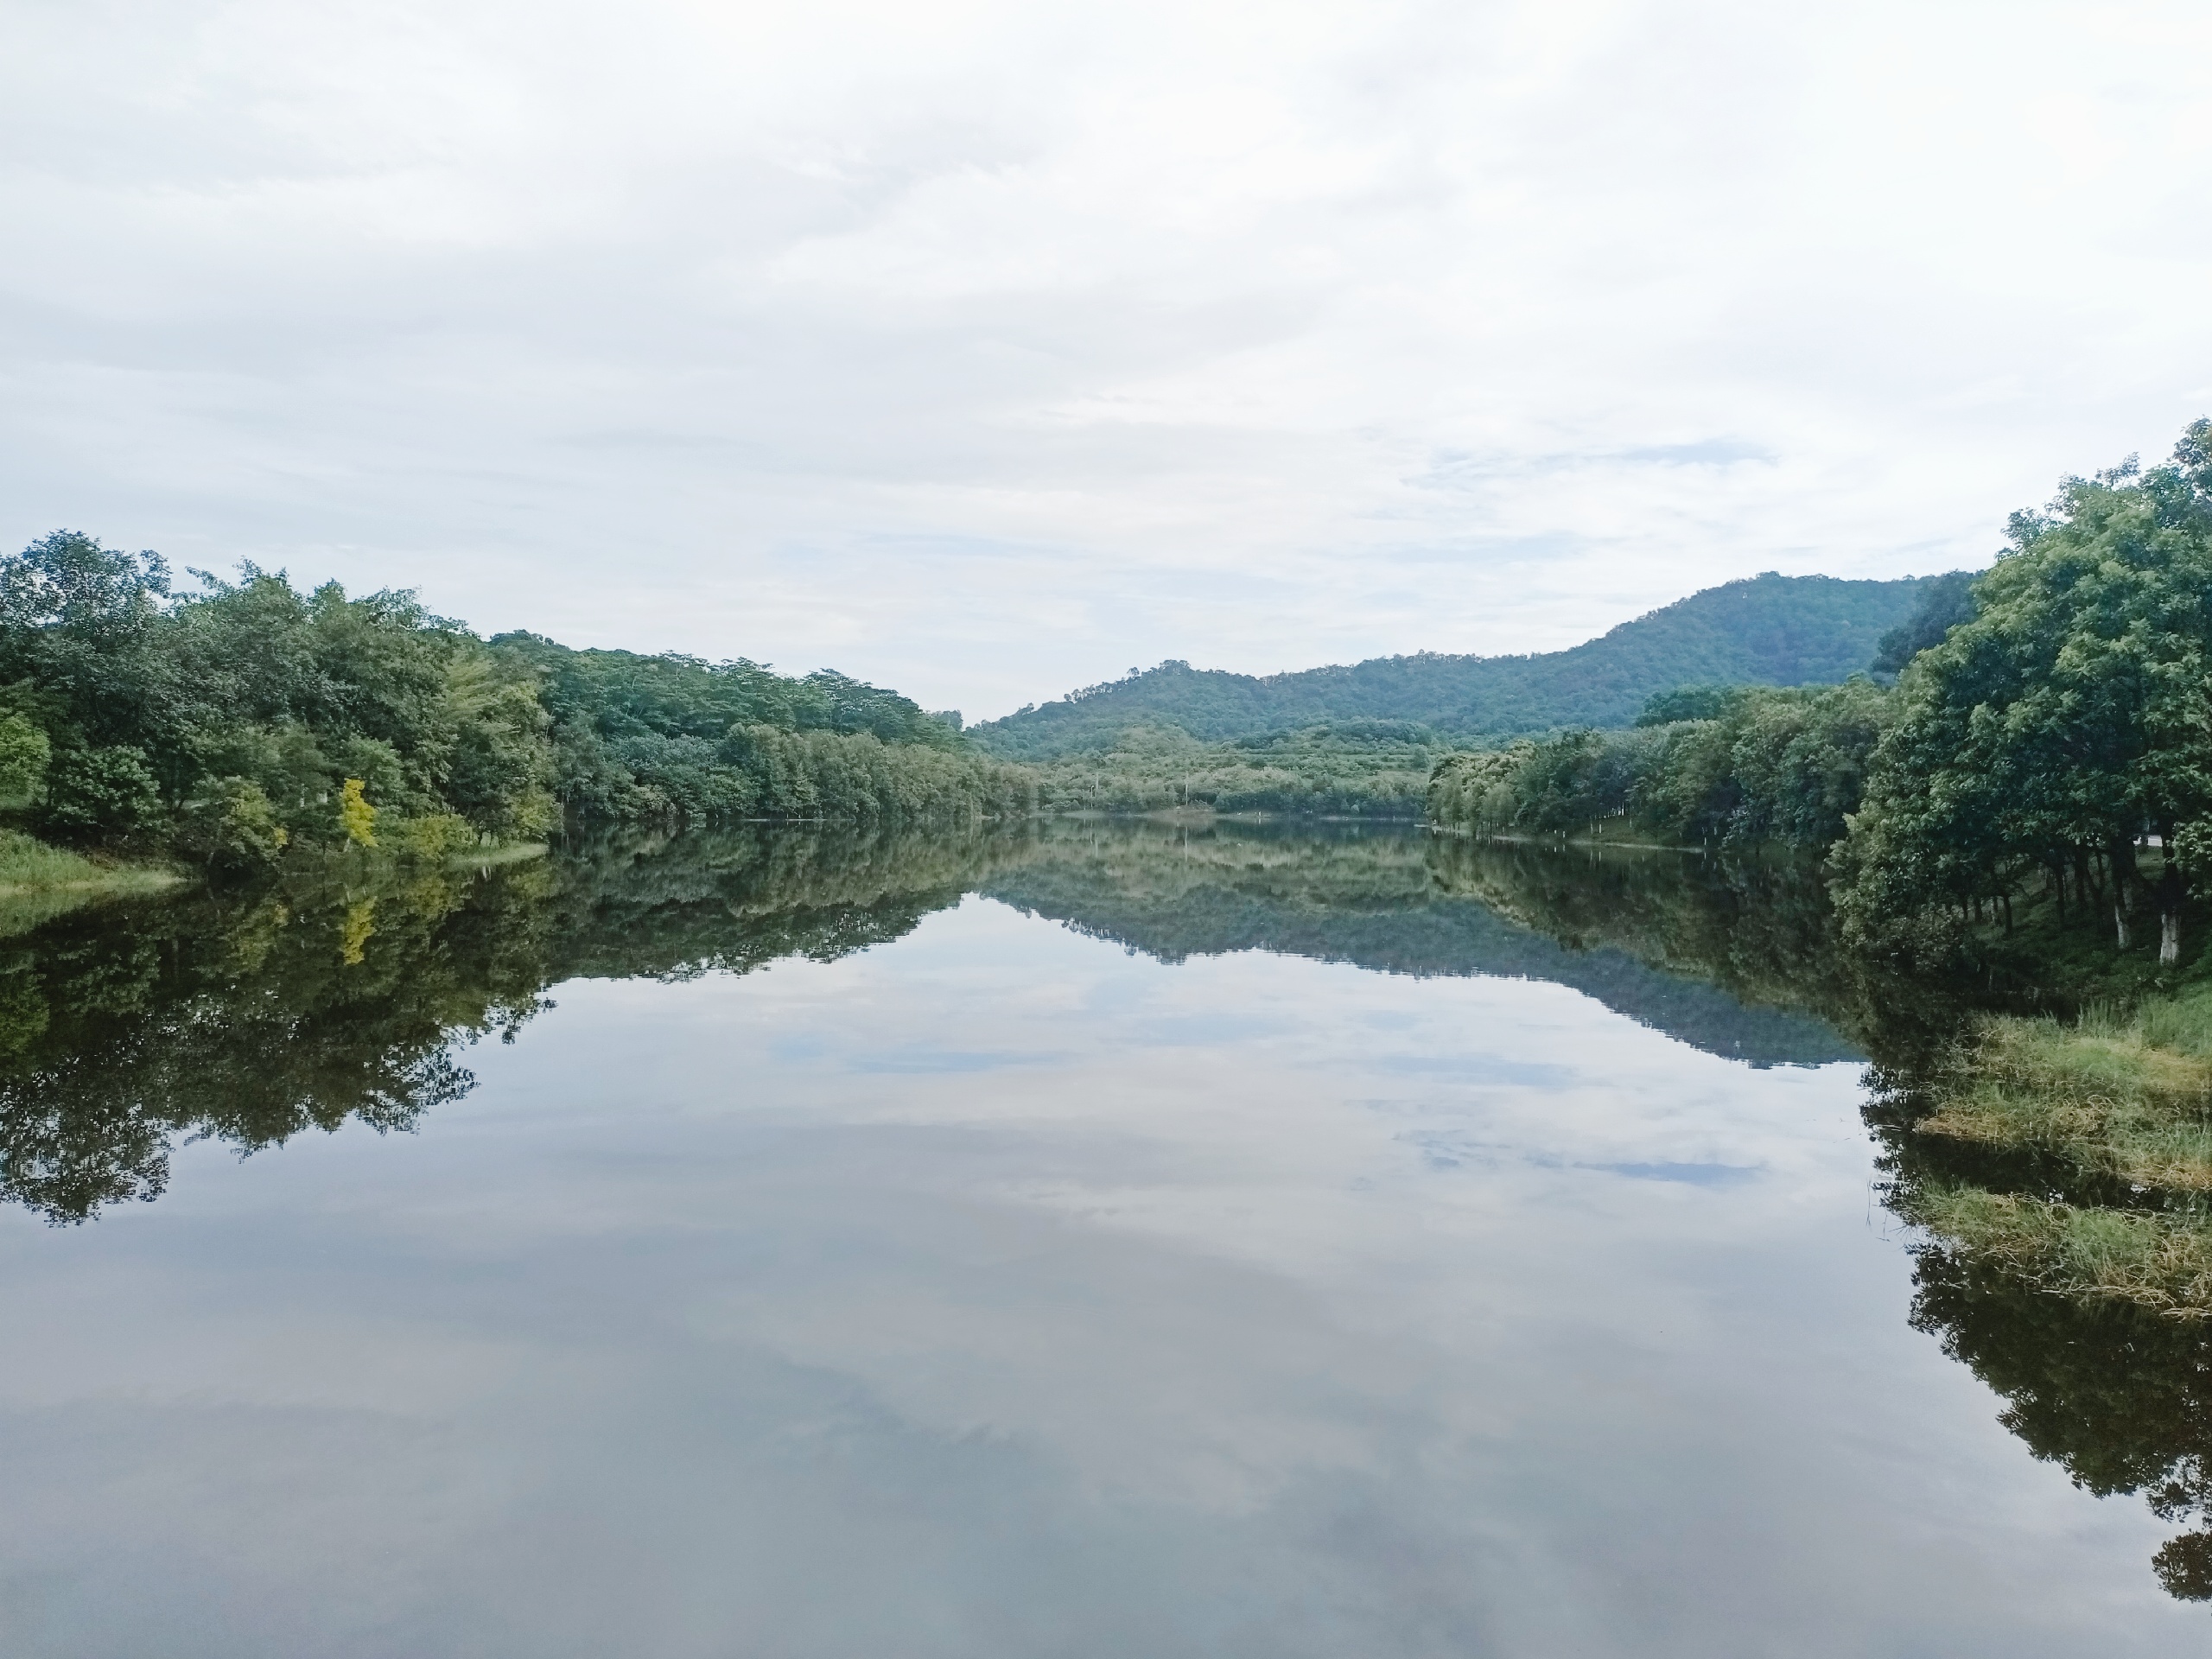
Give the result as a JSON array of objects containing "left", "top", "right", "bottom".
[{"left": 5, "top": 0, "right": 2210, "bottom": 719}]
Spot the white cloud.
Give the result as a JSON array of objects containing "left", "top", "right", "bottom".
[{"left": 3, "top": 0, "right": 2209, "bottom": 716}]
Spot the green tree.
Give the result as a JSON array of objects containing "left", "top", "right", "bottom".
[
  {"left": 1870, "top": 570, "right": 1980, "bottom": 676},
  {"left": 41, "top": 746, "right": 164, "bottom": 837},
  {"left": 0, "top": 714, "right": 52, "bottom": 804},
  {"left": 180, "top": 778, "right": 290, "bottom": 871},
  {"left": 1840, "top": 426, "right": 2212, "bottom": 963}
]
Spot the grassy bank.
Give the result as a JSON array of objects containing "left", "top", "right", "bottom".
[
  {"left": 1910, "top": 1186, "right": 2212, "bottom": 1316},
  {"left": 1905, "top": 985, "right": 2212, "bottom": 1314},
  {"left": 0, "top": 829, "right": 184, "bottom": 938},
  {"left": 0, "top": 829, "right": 180, "bottom": 897}
]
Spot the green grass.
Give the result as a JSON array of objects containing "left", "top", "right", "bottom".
[
  {"left": 447, "top": 841, "right": 549, "bottom": 868},
  {"left": 0, "top": 829, "right": 183, "bottom": 938},
  {"left": 1911, "top": 1186, "right": 2212, "bottom": 1317},
  {"left": 0, "top": 828, "right": 178, "bottom": 894},
  {"left": 1907, "top": 982, "right": 2212, "bottom": 1313},
  {"left": 1917, "top": 992, "right": 2212, "bottom": 1192}
]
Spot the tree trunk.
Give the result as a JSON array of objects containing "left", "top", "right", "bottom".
[
  {"left": 2159, "top": 860, "right": 2184, "bottom": 966},
  {"left": 2111, "top": 836, "right": 2141, "bottom": 950}
]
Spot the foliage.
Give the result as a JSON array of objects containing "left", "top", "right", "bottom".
[
  {"left": 1025, "top": 720, "right": 1438, "bottom": 817},
  {"left": 339, "top": 777, "right": 378, "bottom": 847},
  {"left": 382, "top": 813, "right": 474, "bottom": 861},
  {"left": 1837, "top": 425, "right": 2212, "bottom": 964},
  {"left": 970, "top": 573, "right": 1934, "bottom": 760},
  {"left": 1426, "top": 679, "right": 1895, "bottom": 849},
  {"left": 42, "top": 745, "right": 165, "bottom": 835},
  {"left": 179, "top": 778, "right": 289, "bottom": 872},
  {"left": 0, "top": 532, "right": 1020, "bottom": 856},
  {"left": 1634, "top": 683, "right": 1745, "bottom": 726},
  {"left": 486, "top": 632, "right": 1016, "bottom": 828},
  {"left": 0, "top": 713, "right": 51, "bottom": 804},
  {"left": 1870, "top": 569, "right": 1980, "bottom": 676}
]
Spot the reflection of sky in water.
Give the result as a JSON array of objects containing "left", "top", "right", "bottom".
[{"left": 0, "top": 896, "right": 2199, "bottom": 1656}]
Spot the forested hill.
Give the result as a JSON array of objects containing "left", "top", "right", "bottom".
[
  {"left": 0, "top": 530, "right": 1036, "bottom": 867},
  {"left": 969, "top": 572, "right": 1937, "bottom": 760}
]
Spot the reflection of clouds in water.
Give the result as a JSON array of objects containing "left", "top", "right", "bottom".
[
  {"left": 1581, "top": 1160, "right": 1764, "bottom": 1187},
  {"left": 0, "top": 887, "right": 2198, "bottom": 1653}
]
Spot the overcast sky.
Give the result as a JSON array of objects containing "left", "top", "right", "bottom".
[{"left": 5, "top": 0, "right": 2210, "bottom": 718}]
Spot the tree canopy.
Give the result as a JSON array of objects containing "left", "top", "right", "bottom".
[
  {"left": 0, "top": 533, "right": 1026, "bottom": 865},
  {"left": 1837, "top": 426, "right": 2212, "bottom": 963}
]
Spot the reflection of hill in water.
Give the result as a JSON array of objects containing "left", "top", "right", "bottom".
[{"left": 982, "top": 822, "right": 1860, "bottom": 1068}]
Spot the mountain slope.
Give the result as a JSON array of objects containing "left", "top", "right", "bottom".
[{"left": 971, "top": 572, "right": 1939, "bottom": 760}]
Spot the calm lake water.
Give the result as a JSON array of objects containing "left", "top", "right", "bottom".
[{"left": 0, "top": 822, "right": 2202, "bottom": 1655}]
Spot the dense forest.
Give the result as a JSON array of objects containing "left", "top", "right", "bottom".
[
  {"left": 0, "top": 531, "right": 1033, "bottom": 868},
  {"left": 970, "top": 572, "right": 1935, "bottom": 760},
  {"left": 0, "top": 535, "right": 1953, "bottom": 861},
  {"left": 1427, "top": 677, "right": 1895, "bottom": 852}
]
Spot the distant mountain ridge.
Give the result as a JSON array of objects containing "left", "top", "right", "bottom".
[{"left": 970, "top": 572, "right": 1938, "bottom": 760}]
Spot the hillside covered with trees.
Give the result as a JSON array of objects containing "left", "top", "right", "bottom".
[
  {"left": 0, "top": 531, "right": 1033, "bottom": 869},
  {"left": 970, "top": 571, "right": 1941, "bottom": 761}
]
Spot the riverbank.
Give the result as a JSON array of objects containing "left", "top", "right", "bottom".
[
  {"left": 1904, "top": 983, "right": 2212, "bottom": 1316},
  {"left": 0, "top": 830, "right": 185, "bottom": 938},
  {"left": 0, "top": 828, "right": 181, "bottom": 899}
]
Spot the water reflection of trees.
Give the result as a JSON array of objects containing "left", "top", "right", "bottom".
[
  {"left": 986, "top": 821, "right": 1866, "bottom": 1066},
  {"left": 1907, "top": 1247, "right": 2212, "bottom": 1598},
  {"left": 1427, "top": 833, "right": 1868, "bottom": 1028},
  {"left": 1863, "top": 1064, "right": 2212, "bottom": 1605},
  {"left": 0, "top": 824, "right": 1030, "bottom": 1224},
  {"left": 14, "top": 817, "right": 2209, "bottom": 1605},
  {"left": 1440, "top": 834, "right": 2212, "bottom": 1605}
]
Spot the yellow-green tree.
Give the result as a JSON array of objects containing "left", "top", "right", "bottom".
[{"left": 339, "top": 778, "right": 377, "bottom": 848}]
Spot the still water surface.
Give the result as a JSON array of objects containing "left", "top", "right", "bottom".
[{"left": 0, "top": 823, "right": 2201, "bottom": 1654}]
